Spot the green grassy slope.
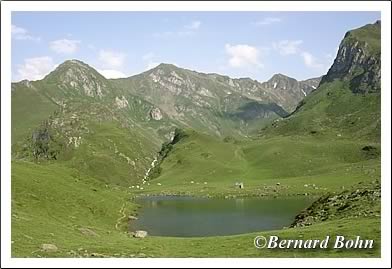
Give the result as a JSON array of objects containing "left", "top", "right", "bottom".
[
  {"left": 136, "top": 130, "right": 380, "bottom": 197},
  {"left": 12, "top": 161, "right": 380, "bottom": 258},
  {"left": 12, "top": 99, "right": 163, "bottom": 186},
  {"left": 261, "top": 81, "right": 381, "bottom": 142},
  {"left": 11, "top": 82, "right": 58, "bottom": 143}
]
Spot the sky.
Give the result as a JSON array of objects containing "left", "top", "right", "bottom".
[{"left": 11, "top": 11, "right": 380, "bottom": 82}]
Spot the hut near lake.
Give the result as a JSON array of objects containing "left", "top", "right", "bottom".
[{"left": 235, "top": 182, "right": 244, "bottom": 189}]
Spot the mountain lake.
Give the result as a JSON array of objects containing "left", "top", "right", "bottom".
[{"left": 130, "top": 196, "right": 313, "bottom": 237}]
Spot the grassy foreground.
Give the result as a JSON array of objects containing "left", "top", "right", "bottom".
[{"left": 11, "top": 131, "right": 381, "bottom": 258}]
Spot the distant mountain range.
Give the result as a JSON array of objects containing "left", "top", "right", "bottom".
[{"left": 12, "top": 57, "right": 321, "bottom": 144}]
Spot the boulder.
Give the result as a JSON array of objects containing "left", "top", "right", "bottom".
[
  {"left": 128, "top": 215, "right": 138, "bottom": 220},
  {"left": 41, "top": 243, "right": 58, "bottom": 252},
  {"left": 134, "top": 230, "right": 148, "bottom": 238}
]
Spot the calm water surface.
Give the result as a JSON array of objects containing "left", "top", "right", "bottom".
[{"left": 131, "top": 196, "right": 312, "bottom": 237}]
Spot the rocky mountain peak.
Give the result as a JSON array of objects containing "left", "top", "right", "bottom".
[
  {"left": 321, "top": 20, "right": 381, "bottom": 93},
  {"left": 266, "top": 73, "right": 298, "bottom": 90},
  {"left": 44, "top": 59, "right": 110, "bottom": 98}
]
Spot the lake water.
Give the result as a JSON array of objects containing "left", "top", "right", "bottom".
[{"left": 131, "top": 196, "right": 312, "bottom": 237}]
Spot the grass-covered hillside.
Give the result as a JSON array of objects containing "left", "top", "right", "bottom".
[
  {"left": 137, "top": 130, "right": 380, "bottom": 199},
  {"left": 11, "top": 161, "right": 380, "bottom": 258}
]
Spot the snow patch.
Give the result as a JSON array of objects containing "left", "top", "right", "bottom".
[
  {"left": 273, "top": 82, "right": 277, "bottom": 89},
  {"left": 301, "top": 89, "right": 307, "bottom": 96}
]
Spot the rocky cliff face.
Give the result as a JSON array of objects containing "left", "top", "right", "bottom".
[
  {"left": 321, "top": 20, "right": 381, "bottom": 94},
  {"left": 262, "top": 21, "right": 381, "bottom": 142}
]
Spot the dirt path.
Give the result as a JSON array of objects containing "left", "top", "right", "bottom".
[{"left": 115, "top": 203, "right": 127, "bottom": 230}]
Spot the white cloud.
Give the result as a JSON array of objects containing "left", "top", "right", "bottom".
[
  {"left": 98, "top": 49, "right": 126, "bottom": 68},
  {"left": 50, "top": 39, "right": 81, "bottom": 54},
  {"left": 185, "top": 21, "right": 201, "bottom": 30},
  {"left": 253, "top": 17, "right": 282, "bottom": 26},
  {"left": 97, "top": 69, "right": 127, "bottom": 79},
  {"left": 16, "top": 56, "right": 55, "bottom": 81},
  {"left": 301, "top": 51, "right": 324, "bottom": 70},
  {"left": 225, "top": 44, "right": 263, "bottom": 68},
  {"left": 11, "top": 24, "right": 40, "bottom": 41},
  {"left": 274, "top": 40, "right": 303, "bottom": 55}
]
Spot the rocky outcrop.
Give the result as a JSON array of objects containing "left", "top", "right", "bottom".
[
  {"left": 291, "top": 180, "right": 380, "bottom": 228},
  {"left": 115, "top": 96, "right": 129, "bottom": 109},
  {"left": 150, "top": 107, "right": 163, "bottom": 120},
  {"left": 321, "top": 21, "right": 381, "bottom": 94}
]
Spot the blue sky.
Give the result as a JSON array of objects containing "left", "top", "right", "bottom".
[{"left": 11, "top": 11, "right": 380, "bottom": 82}]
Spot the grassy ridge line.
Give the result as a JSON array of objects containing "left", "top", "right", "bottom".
[{"left": 11, "top": 161, "right": 380, "bottom": 258}]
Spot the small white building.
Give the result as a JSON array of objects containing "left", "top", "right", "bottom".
[{"left": 235, "top": 182, "right": 244, "bottom": 189}]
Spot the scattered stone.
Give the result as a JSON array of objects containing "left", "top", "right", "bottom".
[
  {"left": 40, "top": 243, "right": 58, "bottom": 252},
  {"left": 128, "top": 215, "right": 138, "bottom": 220},
  {"left": 157, "top": 183, "right": 162, "bottom": 186},
  {"left": 276, "top": 183, "right": 281, "bottom": 186},
  {"left": 78, "top": 227, "right": 99, "bottom": 237},
  {"left": 190, "top": 181, "right": 194, "bottom": 184},
  {"left": 134, "top": 230, "right": 148, "bottom": 238},
  {"left": 23, "top": 234, "right": 33, "bottom": 240},
  {"left": 68, "top": 250, "right": 78, "bottom": 256},
  {"left": 90, "top": 252, "right": 106, "bottom": 257}
]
